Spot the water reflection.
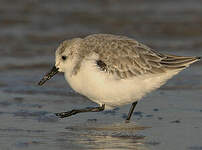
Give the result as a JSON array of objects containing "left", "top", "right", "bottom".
[{"left": 64, "top": 122, "right": 149, "bottom": 150}]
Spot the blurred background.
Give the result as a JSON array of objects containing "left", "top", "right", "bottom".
[{"left": 0, "top": 0, "right": 202, "bottom": 150}]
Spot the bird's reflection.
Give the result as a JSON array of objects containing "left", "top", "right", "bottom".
[{"left": 64, "top": 121, "right": 150, "bottom": 150}]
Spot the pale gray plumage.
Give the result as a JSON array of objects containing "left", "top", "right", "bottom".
[{"left": 67, "top": 34, "right": 200, "bottom": 79}]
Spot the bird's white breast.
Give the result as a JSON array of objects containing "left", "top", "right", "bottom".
[{"left": 64, "top": 56, "right": 180, "bottom": 109}]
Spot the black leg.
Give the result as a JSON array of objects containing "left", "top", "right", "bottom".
[
  {"left": 55, "top": 104, "right": 105, "bottom": 118},
  {"left": 125, "top": 101, "right": 138, "bottom": 122}
]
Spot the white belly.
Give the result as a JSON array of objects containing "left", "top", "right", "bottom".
[{"left": 65, "top": 59, "right": 180, "bottom": 109}]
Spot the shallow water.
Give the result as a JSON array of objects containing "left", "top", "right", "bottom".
[{"left": 0, "top": 0, "right": 202, "bottom": 150}]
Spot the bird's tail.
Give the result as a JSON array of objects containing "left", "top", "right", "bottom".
[{"left": 160, "top": 54, "right": 200, "bottom": 70}]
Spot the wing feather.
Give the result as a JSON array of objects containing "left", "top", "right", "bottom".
[{"left": 81, "top": 34, "right": 199, "bottom": 79}]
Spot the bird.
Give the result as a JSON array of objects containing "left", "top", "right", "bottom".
[{"left": 38, "top": 34, "right": 200, "bottom": 122}]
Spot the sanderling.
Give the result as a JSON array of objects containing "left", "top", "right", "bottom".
[{"left": 38, "top": 34, "right": 200, "bottom": 122}]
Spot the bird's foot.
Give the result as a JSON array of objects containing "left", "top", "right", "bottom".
[
  {"left": 55, "top": 104, "right": 105, "bottom": 118},
  {"left": 55, "top": 110, "right": 77, "bottom": 118}
]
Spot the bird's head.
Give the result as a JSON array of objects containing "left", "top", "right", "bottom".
[{"left": 38, "top": 38, "right": 82, "bottom": 86}]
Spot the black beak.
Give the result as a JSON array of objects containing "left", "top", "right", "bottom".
[{"left": 38, "top": 66, "right": 59, "bottom": 86}]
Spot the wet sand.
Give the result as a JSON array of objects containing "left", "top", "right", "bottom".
[{"left": 0, "top": 0, "right": 202, "bottom": 149}]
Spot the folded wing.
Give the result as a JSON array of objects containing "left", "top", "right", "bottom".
[{"left": 83, "top": 34, "right": 200, "bottom": 79}]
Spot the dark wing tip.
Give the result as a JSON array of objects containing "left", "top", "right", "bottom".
[{"left": 196, "top": 56, "right": 201, "bottom": 60}]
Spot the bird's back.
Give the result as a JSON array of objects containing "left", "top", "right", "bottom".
[{"left": 80, "top": 34, "right": 200, "bottom": 78}]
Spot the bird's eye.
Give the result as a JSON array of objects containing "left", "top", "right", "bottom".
[{"left": 62, "top": 56, "right": 67, "bottom": 60}]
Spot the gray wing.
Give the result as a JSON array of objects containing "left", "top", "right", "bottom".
[{"left": 82, "top": 34, "right": 199, "bottom": 79}]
